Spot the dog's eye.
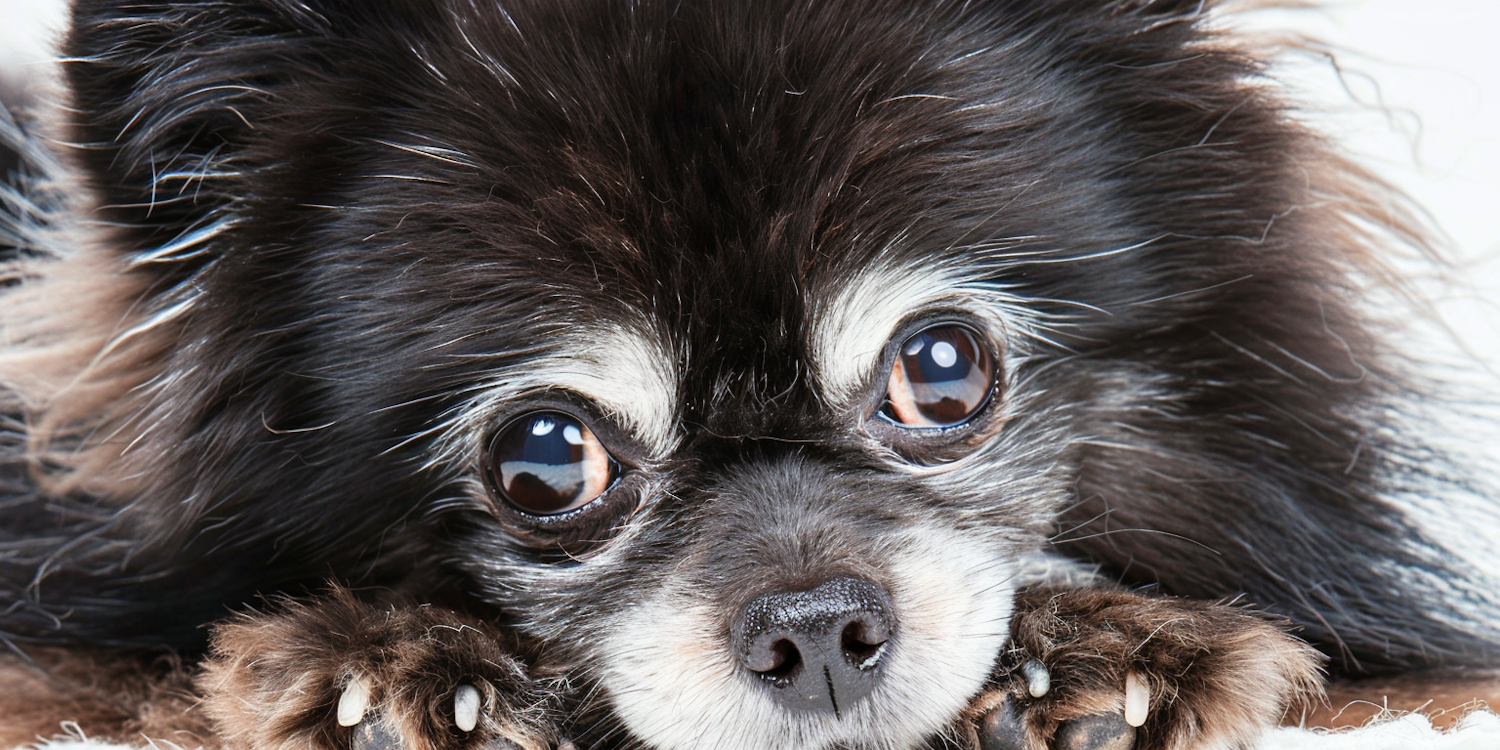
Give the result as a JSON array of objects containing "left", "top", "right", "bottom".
[
  {"left": 484, "top": 412, "right": 619, "bottom": 515},
  {"left": 882, "top": 324, "right": 995, "bottom": 428}
]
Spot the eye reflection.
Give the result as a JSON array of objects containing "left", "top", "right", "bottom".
[
  {"left": 486, "top": 412, "right": 618, "bottom": 515},
  {"left": 883, "top": 325, "right": 995, "bottom": 428}
]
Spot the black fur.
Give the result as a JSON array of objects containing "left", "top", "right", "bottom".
[{"left": 1, "top": 0, "right": 1497, "bottom": 746}]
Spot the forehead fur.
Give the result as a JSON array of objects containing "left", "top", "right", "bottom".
[{"left": 804, "top": 259, "right": 976, "bottom": 408}]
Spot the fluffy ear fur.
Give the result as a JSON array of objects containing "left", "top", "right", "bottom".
[
  {"left": 63, "top": 1, "right": 391, "bottom": 271},
  {"left": 0, "top": 1, "right": 473, "bottom": 647}
]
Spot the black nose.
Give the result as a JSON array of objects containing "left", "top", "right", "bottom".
[{"left": 732, "top": 576, "right": 895, "bottom": 717}]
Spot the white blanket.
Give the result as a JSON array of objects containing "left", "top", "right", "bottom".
[{"left": 1262, "top": 710, "right": 1500, "bottom": 750}]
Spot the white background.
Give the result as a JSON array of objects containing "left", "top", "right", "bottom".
[{"left": 1234, "top": 1, "right": 1500, "bottom": 368}]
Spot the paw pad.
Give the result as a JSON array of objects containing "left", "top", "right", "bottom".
[
  {"left": 978, "top": 695, "right": 1028, "bottom": 750},
  {"left": 978, "top": 694, "right": 1141, "bottom": 750},
  {"left": 352, "top": 717, "right": 402, "bottom": 750},
  {"left": 1055, "top": 713, "right": 1135, "bottom": 750},
  {"left": 973, "top": 664, "right": 1155, "bottom": 750}
]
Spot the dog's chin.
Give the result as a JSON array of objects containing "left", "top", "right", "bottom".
[{"left": 596, "top": 524, "right": 1016, "bottom": 750}]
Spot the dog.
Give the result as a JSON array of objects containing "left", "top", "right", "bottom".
[{"left": 1, "top": 1, "right": 1497, "bottom": 749}]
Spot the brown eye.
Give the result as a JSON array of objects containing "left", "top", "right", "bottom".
[
  {"left": 882, "top": 325, "right": 995, "bottom": 428},
  {"left": 485, "top": 412, "right": 619, "bottom": 515}
]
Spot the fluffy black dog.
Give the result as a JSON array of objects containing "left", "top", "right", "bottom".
[{"left": 1, "top": 1, "right": 1496, "bottom": 749}]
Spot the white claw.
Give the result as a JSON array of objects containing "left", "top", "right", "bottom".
[
  {"left": 454, "top": 684, "right": 481, "bottom": 733},
  {"left": 1124, "top": 671, "right": 1150, "bottom": 728},
  {"left": 337, "top": 676, "right": 372, "bottom": 728},
  {"left": 1022, "top": 660, "right": 1050, "bottom": 698}
]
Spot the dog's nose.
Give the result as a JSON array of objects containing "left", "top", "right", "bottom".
[{"left": 732, "top": 576, "right": 895, "bottom": 716}]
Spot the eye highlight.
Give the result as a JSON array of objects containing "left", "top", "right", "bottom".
[
  {"left": 882, "top": 324, "right": 995, "bottom": 428},
  {"left": 484, "top": 411, "right": 619, "bottom": 516}
]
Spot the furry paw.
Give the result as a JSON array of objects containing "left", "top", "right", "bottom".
[
  {"left": 198, "top": 588, "right": 560, "bottom": 750},
  {"left": 960, "top": 587, "right": 1323, "bottom": 750}
]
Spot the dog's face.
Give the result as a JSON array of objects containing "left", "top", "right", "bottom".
[
  {"left": 387, "top": 85, "right": 1065, "bottom": 747},
  {"left": 36, "top": 0, "right": 1407, "bottom": 747},
  {"left": 446, "top": 263, "right": 1045, "bottom": 748}
]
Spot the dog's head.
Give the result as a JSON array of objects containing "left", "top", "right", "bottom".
[{"left": 25, "top": 0, "right": 1413, "bottom": 747}]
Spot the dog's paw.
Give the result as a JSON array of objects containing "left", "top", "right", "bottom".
[
  {"left": 198, "top": 588, "right": 561, "bottom": 750},
  {"left": 959, "top": 587, "right": 1323, "bottom": 750}
]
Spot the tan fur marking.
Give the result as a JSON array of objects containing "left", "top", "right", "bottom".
[
  {"left": 198, "top": 589, "right": 558, "bottom": 750},
  {"left": 0, "top": 241, "right": 180, "bottom": 501},
  {"left": 993, "top": 587, "right": 1326, "bottom": 750},
  {"left": 1299, "top": 673, "right": 1500, "bottom": 731},
  {"left": 0, "top": 649, "right": 212, "bottom": 749}
]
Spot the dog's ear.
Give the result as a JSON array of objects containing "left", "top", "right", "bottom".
[{"left": 61, "top": 1, "right": 431, "bottom": 268}]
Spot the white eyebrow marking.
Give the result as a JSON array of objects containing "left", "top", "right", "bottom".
[
  {"left": 805, "top": 248, "right": 1067, "bottom": 411},
  {"left": 418, "top": 316, "right": 679, "bottom": 475},
  {"left": 546, "top": 321, "right": 680, "bottom": 453},
  {"left": 806, "top": 260, "right": 963, "bottom": 407}
]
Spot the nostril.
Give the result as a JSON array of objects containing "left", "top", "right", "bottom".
[
  {"left": 750, "top": 639, "right": 803, "bottom": 685},
  {"left": 840, "top": 619, "right": 888, "bottom": 669}
]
